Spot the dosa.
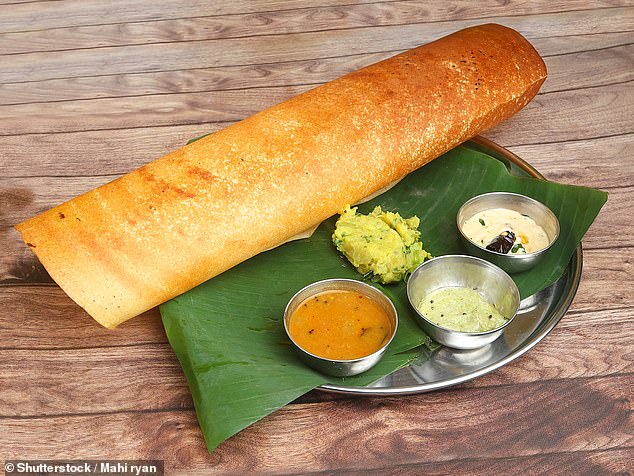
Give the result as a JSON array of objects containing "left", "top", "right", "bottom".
[{"left": 16, "top": 24, "right": 547, "bottom": 328}]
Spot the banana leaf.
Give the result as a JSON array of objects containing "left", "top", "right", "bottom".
[{"left": 160, "top": 142, "right": 607, "bottom": 452}]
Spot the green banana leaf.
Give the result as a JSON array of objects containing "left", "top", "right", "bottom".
[{"left": 160, "top": 142, "right": 607, "bottom": 452}]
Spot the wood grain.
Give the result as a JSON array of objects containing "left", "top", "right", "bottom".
[
  {"left": 460, "top": 306, "right": 634, "bottom": 387},
  {"left": 543, "top": 42, "right": 634, "bottom": 93},
  {"left": 1, "top": 127, "right": 632, "bottom": 186},
  {"left": 486, "top": 82, "right": 633, "bottom": 145},
  {"left": 0, "top": 374, "right": 630, "bottom": 472},
  {"left": 0, "top": 1, "right": 625, "bottom": 55},
  {"left": 1, "top": 248, "right": 632, "bottom": 345},
  {"left": 0, "top": 287, "right": 167, "bottom": 348},
  {"left": 1, "top": 1, "right": 626, "bottom": 35},
  {"left": 2, "top": 1, "right": 633, "bottom": 472},
  {"left": 0, "top": 0, "right": 407, "bottom": 32},
  {"left": 0, "top": 50, "right": 397, "bottom": 106},
  {"left": 0, "top": 84, "right": 315, "bottom": 135},
  {"left": 0, "top": 38, "right": 631, "bottom": 192},
  {"left": 319, "top": 448, "right": 634, "bottom": 476},
  {"left": 0, "top": 79, "right": 631, "bottom": 145},
  {"left": 2, "top": 32, "right": 632, "bottom": 107},
  {"left": 509, "top": 133, "right": 634, "bottom": 187},
  {"left": 572, "top": 248, "right": 633, "bottom": 311},
  {"left": 1, "top": 42, "right": 632, "bottom": 136},
  {"left": 0, "top": 122, "right": 225, "bottom": 178},
  {"left": 0, "top": 252, "right": 631, "bottom": 419},
  {"left": 2, "top": 7, "right": 632, "bottom": 83},
  {"left": 0, "top": 344, "right": 192, "bottom": 416}
]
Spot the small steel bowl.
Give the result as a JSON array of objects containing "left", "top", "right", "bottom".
[
  {"left": 407, "top": 255, "right": 520, "bottom": 349},
  {"left": 457, "top": 192, "right": 560, "bottom": 273},
  {"left": 283, "top": 279, "right": 398, "bottom": 377}
]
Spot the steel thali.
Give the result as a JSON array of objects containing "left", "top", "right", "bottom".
[{"left": 320, "top": 136, "right": 582, "bottom": 395}]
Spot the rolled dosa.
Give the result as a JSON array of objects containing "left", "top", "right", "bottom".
[{"left": 16, "top": 24, "right": 547, "bottom": 328}]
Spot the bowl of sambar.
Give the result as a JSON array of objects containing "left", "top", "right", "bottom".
[{"left": 283, "top": 279, "right": 398, "bottom": 377}]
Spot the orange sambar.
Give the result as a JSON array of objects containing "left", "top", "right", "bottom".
[{"left": 288, "top": 290, "right": 393, "bottom": 360}]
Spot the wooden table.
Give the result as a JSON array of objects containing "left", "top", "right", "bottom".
[{"left": 1, "top": 1, "right": 632, "bottom": 474}]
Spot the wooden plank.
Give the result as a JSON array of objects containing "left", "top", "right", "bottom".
[
  {"left": 328, "top": 448, "right": 634, "bottom": 475},
  {"left": 573, "top": 248, "right": 633, "bottom": 312},
  {"left": 0, "top": 1, "right": 49, "bottom": 4},
  {"left": 0, "top": 0, "right": 390, "bottom": 33},
  {"left": 0, "top": 122, "right": 228, "bottom": 177},
  {"left": 2, "top": 1, "right": 628, "bottom": 35},
  {"left": 460, "top": 306, "right": 634, "bottom": 387},
  {"left": 1, "top": 126, "right": 631, "bottom": 190},
  {"left": 0, "top": 50, "right": 398, "bottom": 106},
  {"left": 0, "top": 0, "right": 41, "bottom": 5},
  {"left": 508, "top": 133, "right": 634, "bottom": 188},
  {"left": 484, "top": 82, "right": 632, "bottom": 145},
  {"left": 532, "top": 30, "right": 634, "bottom": 56},
  {"left": 542, "top": 42, "right": 634, "bottom": 93},
  {"left": 0, "top": 84, "right": 314, "bottom": 135},
  {"left": 0, "top": 287, "right": 166, "bottom": 347},
  {"left": 1, "top": 75, "right": 631, "bottom": 138},
  {"left": 1, "top": 256, "right": 631, "bottom": 345},
  {"left": 0, "top": 344, "right": 192, "bottom": 416},
  {"left": 0, "top": 303, "right": 631, "bottom": 417},
  {"left": 0, "top": 275, "right": 631, "bottom": 413},
  {"left": 0, "top": 1, "right": 626, "bottom": 55},
  {"left": 2, "top": 30, "right": 629, "bottom": 106},
  {"left": 2, "top": 7, "right": 633, "bottom": 83},
  {"left": 1, "top": 34, "right": 631, "bottom": 107},
  {"left": 556, "top": 183, "right": 630, "bottom": 251},
  {"left": 0, "top": 374, "right": 630, "bottom": 471}
]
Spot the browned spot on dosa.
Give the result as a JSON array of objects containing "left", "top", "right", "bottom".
[
  {"left": 138, "top": 166, "right": 196, "bottom": 198},
  {"left": 187, "top": 166, "right": 217, "bottom": 183}
]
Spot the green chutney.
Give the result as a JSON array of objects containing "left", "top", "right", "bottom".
[{"left": 417, "top": 287, "right": 508, "bottom": 333}]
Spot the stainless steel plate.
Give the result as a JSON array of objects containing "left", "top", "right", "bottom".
[{"left": 320, "top": 136, "right": 582, "bottom": 395}]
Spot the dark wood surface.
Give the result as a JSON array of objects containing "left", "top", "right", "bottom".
[{"left": 1, "top": 1, "right": 632, "bottom": 474}]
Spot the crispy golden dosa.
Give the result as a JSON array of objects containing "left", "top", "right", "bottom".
[{"left": 16, "top": 24, "right": 547, "bottom": 328}]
